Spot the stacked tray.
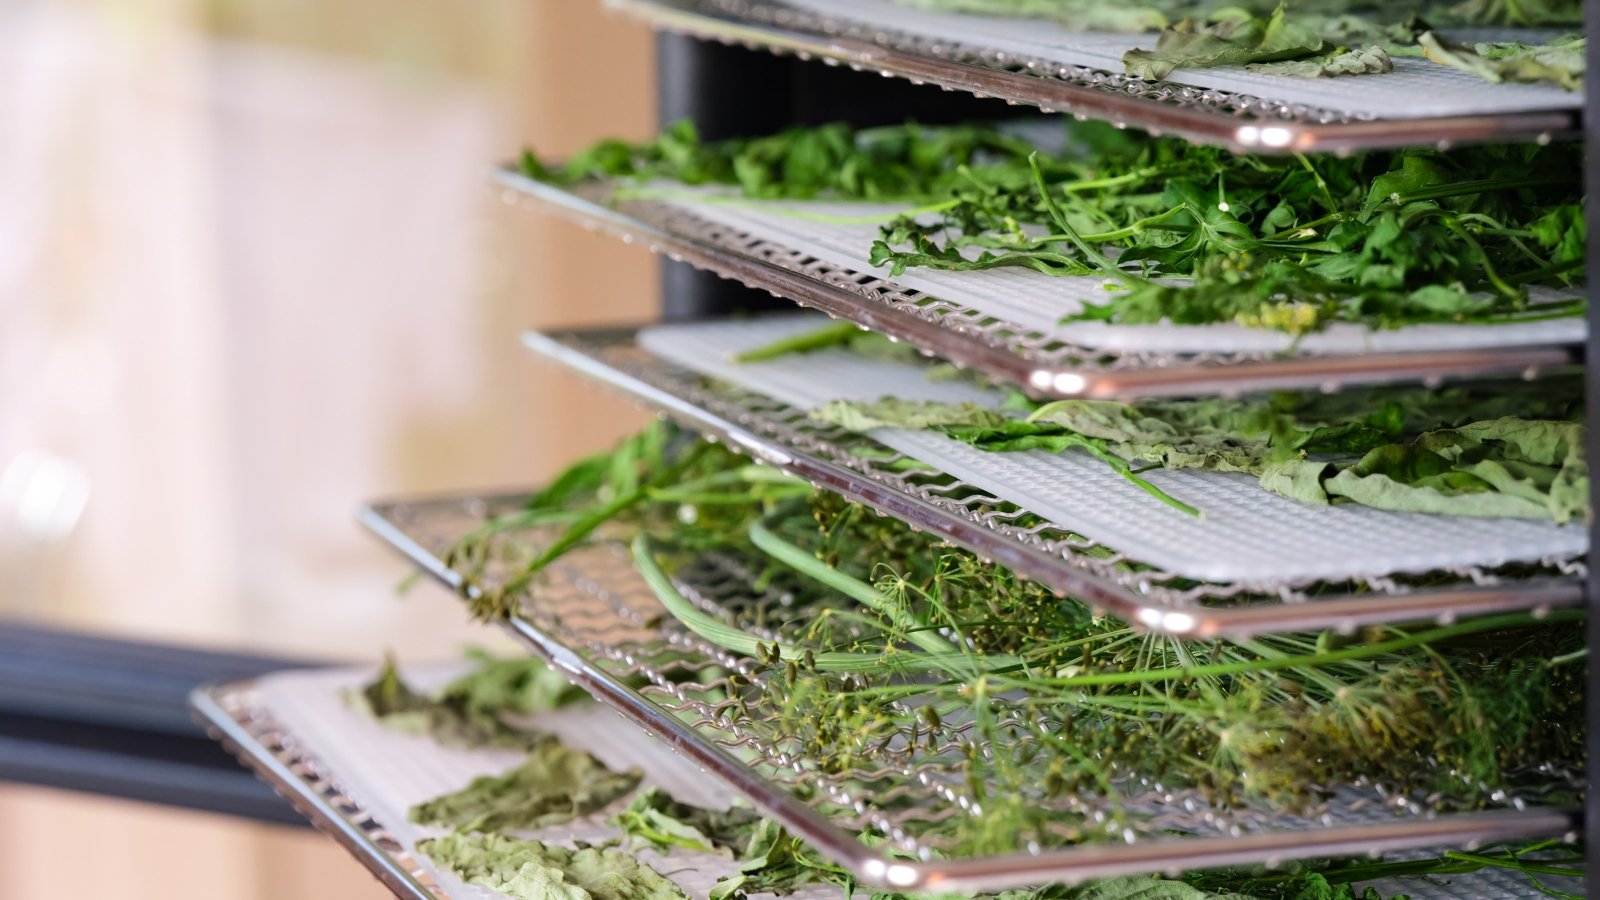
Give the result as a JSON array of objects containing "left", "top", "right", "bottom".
[
  {"left": 196, "top": 2, "right": 1592, "bottom": 893},
  {"left": 348, "top": 503, "right": 1584, "bottom": 893},
  {"left": 192, "top": 665, "right": 838, "bottom": 900},
  {"left": 608, "top": 0, "right": 1582, "bottom": 151},
  {"left": 496, "top": 170, "right": 1584, "bottom": 399},
  {"left": 521, "top": 318, "right": 1585, "bottom": 638}
]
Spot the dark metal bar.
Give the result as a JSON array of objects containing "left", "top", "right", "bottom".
[
  {"left": 0, "top": 623, "right": 312, "bottom": 824},
  {"left": 656, "top": 32, "right": 797, "bottom": 321},
  {"left": 1586, "top": 0, "right": 1599, "bottom": 892}
]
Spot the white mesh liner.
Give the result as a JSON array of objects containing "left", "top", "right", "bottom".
[
  {"left": 254, "top": 665, "right": 817, "bottom": 900},
  {"left": 649, "top": 186, "right": 1585, "bottom": 354},
  {"left": 780, "top": 0, "right": 1582, "bottom": 118},
  {"left": 639, "top": 315, "right": 1586, "bottom": 584},
  {"left": 250, "top": 666, "right": 1577, "bottom": 899}
]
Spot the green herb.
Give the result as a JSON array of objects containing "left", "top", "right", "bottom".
[
  {"left": 1246, "top": 45, "right": 1393, "bottom": 77},
  {"left": 893, "top": 0, "right": 1174, "bottom": 32},
  {"left": 1124, "top": 5, "right": 1326, "bottom": 80},
  {"left": 1187, "top": 840, "right": 1585, "bottom": 897},
  {"left": 520, "top": 120, "right": 1041, "bottom": 202},
  {"left": 524, "top": 120, "right": 1583, "bottom": 334},
  {"left": 1066, "top": 878, "right": 1231, "bottom": 899},
  {"left": 409, "top": 735, "right": 642, "bottom": 832},
  {"left": 419, "top": 832, "right": 686, "bottom": 900},
  {"left": 889, "top": 0, "right": 1583, "bottom": 29},
  {"left": 709, "top": 819, "right": 844, "bottom": 900},
  {"left": 733, "top": 320, "right": 864, "bottom": 362},
  {"left": 459, "top": 422, "right": 1586, "bottom": 824},
  {"left": 871, "top": 136, "right": 1584, "bottom": 333},
  {"left": 895, "top": 0, "right": 1583, "bottom": 85},
  {"left": 352, "top": 652, "right": 587, "bottom": 749},
  {"left": 1418, "top": 31, "right": 1585, "bottom": 90},
  {"left": 1447, "top": 0, "right": 1583, "bottom": 26},
  {"left": 610, "top": 787, "right": 763, "bottom": 855},
  {"left": 808, "top": 372, "right": 1588, "bottom": 521}
]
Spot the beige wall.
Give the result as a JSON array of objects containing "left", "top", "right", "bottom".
[
  {"left": 0, "top": 0, "right": 658, "bottom": 895},
  {"left": 0, "top": 784, "right": 393, "bottom": 898}
]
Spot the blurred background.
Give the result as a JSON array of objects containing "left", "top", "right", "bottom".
[{"left": 0, "top": 0, "right": 658, "bottom": 894}]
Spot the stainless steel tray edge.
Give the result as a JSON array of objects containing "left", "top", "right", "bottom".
[
  {"left": 606, "top": 0, "right": 1579, "bottom": 153},
  {"left": 190, "top": 684, "right": 447, "bottom": 900},
  {"left": 357, "top": 496, "right": 1583, "bottom": 893},
  {"left": 522, "top": 326, "right": 1585, "bottom": 639},
  {"left": 495, "top": 167, "right": 1583, "bottom": 401}
]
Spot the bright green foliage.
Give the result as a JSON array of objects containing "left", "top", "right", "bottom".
[
  {"left": 521, "top": 120, "right": 1040, "bottom": 202},
  {"left": 609, "top": 788, "right": 763, "bottom": 855},
  {"left": 523, "top": 120, "right": 1584, "bottom": 334},
  {"left": 409, "top": 735, "right": 642, "bottom": 832},
  {"left": 872, "top": 138, "right": 1584, "bottom": 333},
  {"left": 893, "top": 0, "right": 1582, "bottom": 85},
  {"left": 894, "top": 0, "right": 1174, "bottom": 31},
  {"left": 709, "top": 820, "right": 843, "bottom": 899},
  {"left": 419, "top": 832, "right": 685, "bottom": 900}
]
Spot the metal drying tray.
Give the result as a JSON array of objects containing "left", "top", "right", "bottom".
[
  {"left": 191, "top": 683, "right": 446, "bottom": 900},
  {"left": 521, "top": 323, "right": 1584, "bottom": 639},
  {"left": 607, "top": 0, "right": 1578, "bottom": 153},
  {"left": 357, "top": 497, "right": 1583, "bottom": 895},
  {"left": 494, "top": 169, "right": 1582, "bottom": 401}
]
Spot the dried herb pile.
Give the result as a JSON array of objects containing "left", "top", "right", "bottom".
[{"left": 520, "top": 120, "right": 1585, "bottom": 335}]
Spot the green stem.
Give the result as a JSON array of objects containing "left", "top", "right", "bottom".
[
  {"left": 630, "top": 534, "right": 974, "bottom": 674},
  {"left": 1389, "top": 174, "right": 1573, "bottom": 206},
  {"left": 1442, "top": 215, "right": 1521, "bottom": 301},
  {"left": 733, "top": 321, "right": 861, "bottom": 362},
  {"left": 997, "top": 610, "right": 1583, "bottom": 691},
  {"left": 748, "top": 512, "right": 971, "bottom": 661},
  {"left": 1059, "top": 166, "right": 1165, "bottom": 193},
  {"left": 1028, "top": 153, "right": 1125, "bottom": 278}
]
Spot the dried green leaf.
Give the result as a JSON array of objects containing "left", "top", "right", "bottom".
[
  {"left": 419, "top": 832, "right": 685, "bottom": 900},
  {"left": 409, "top": 735, "right": 642, "bottom": 832},
  {"left": 609, "top": 787, "right": 762, "bottom": 855},
  {"left": 1418, "top": 31, "right": 1584, "bottom": 90},
  {"left": 1246, "top": 45, "right": 1392, "bottom": 77},
  {"left": 1124, "top": 5, "right": 1324, "bottom": 80}
]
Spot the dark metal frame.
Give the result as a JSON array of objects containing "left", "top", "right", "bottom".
[
  {"left": 0, "top": 623, "right": 309, "bottom": 825},
  {"left": 1585, "top": 0, "right": 1598, "bottom": 893}
]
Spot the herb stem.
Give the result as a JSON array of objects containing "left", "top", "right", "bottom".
[
  {"left": 631, "top": 534, "right": 974, "bottom": 674},
  {"left": 1388, "top": 173, "right": 1572, "bottom": 206},
  {"left": 748, "top": 512, "right": 971, "bottom": 662},
  {"left": 997, "top": 610, "right": 1582, "bottom": 691}
]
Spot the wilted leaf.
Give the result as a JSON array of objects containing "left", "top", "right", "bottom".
[{"left": 409, "top": 735, "right": 642, "bottom": 832}]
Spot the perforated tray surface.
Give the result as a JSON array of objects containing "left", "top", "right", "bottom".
[
  {"left": 495, "top": 170, "right": 1582, "bottom": 400},
  {"left": 609, "top": 0, "right": 1580, "bottom": 151},
  {"left": 194, "top": 667, "right": 807, "bottom": 900},
  {"left": 637, "top": 315, "right": 1587, "bottom": 585},
  {"left": 655, "top": 186, "right": 1586, "bottom": 356},
  {"left": 778, "top": 0, "right": 1581, "bottom": 120},
  {"left": 524, "top": 322, "right": 1584, "bottom": 638},
  {"left": 348, "top": 500, "right": 1584, "bottom": 895}
]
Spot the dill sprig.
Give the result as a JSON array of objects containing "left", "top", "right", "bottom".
[{"left": 451, "top": 422, "right": 1587, "bottom": 857}]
